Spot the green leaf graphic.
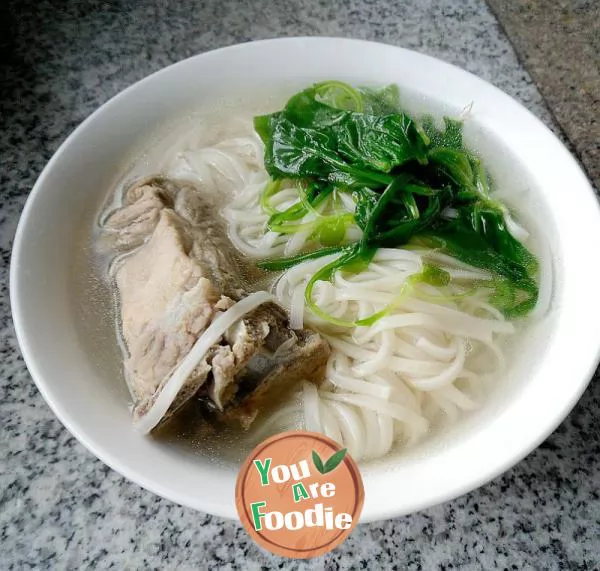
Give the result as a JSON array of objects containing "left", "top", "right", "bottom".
[
  {"left": 312, "top": 450, "right": 325, "bottom": 474},
  {"left": 323, "top": 448, "right": 348, "bottom": 473}
]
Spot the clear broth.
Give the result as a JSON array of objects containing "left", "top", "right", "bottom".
[{"left": 71, "top": 86, "right": 555, "bottom": 467}]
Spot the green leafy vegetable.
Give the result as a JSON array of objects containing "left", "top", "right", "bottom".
[
  {"left": 359, "top": 84, "right": 402, "bottom": 115},
  {"left": 255, "top": 80, "right": 539, "bottom": 321},
  {"left": 314, "top": 81, "right": 365, "bottom": 112},
  {"left": 422, "top": 116, "right": 463, "bottom": 149},
  {"left": 259, "top": 178, "right": 282, "bottom": 215},
  {"left": 260, "top": 180, "right": 354, "bottom": 249},
  {"left": 254, "top": 83, "right": 428, "bottom": 188}
]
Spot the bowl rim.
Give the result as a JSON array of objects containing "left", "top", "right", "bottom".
[{"left": 10, "top": 36, "right": 600, "bottom": 522}]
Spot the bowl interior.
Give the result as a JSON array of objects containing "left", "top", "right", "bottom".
[{"left": 11, "top": 38, "right": 600, "bottom": 521}]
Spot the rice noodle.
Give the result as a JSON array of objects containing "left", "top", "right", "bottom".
[
  {"left": 274, "top": 251, "right": 515, "bottom": 459},
  {"left": 302, "top": 381, "right": 321, "bottom": 433},
  {"left": 502, "top": 206, "right": 530, "bottom": 242},
  {"left": 164, "top": 132, "right": 363, "bottom": 259}
]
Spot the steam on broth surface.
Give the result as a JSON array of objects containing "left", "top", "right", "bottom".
[{"left": 94, "top": 82, "right": 547, "bottom": 462}]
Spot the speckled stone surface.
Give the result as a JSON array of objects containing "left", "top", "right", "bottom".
[
  {"left": 487, "top": 0, "right": 599, "bottom": 188},
  {"left": 1, "top": 0, "right": 599, "bottom": 569}
]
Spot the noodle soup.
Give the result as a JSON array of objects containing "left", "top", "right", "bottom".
[{"left": 89, "top": 82, "right": 551, "bottom": 464}]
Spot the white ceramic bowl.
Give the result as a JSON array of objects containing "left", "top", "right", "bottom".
[{"left": 11, "top": 38, "right": 600, "bottom": 522}]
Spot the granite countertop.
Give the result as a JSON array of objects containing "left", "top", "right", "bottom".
[
  {"left": 487, "top": 0, "right": 600, "bottom": 188},
  {"left": 1, "top": 0, "right": 598, "bottom": 569}
]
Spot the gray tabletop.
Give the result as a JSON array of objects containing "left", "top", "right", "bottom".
[{"left": 1, "top": 0, "right": 598, "bottom": 569}]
